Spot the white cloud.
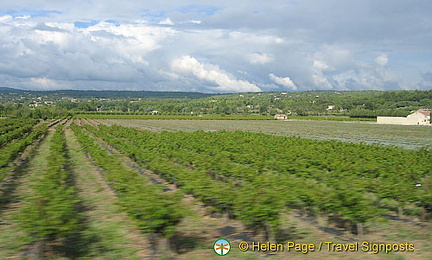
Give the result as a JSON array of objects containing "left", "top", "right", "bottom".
[
  {"left": 248, "top": 52, "right": 273, "bottom": 64},
  {"left": 159, "top": 18, "right": 174, "bottom": 25},
  {"left": 0, "top": 18, "right": 176, "bottom": 84},
  {"left": 375, "top": 54, "right": 388, "bottom": 66},
  {"left": 172, "top": 56, "right": 261, "bottom": 92},
  {"left": 331, "top": 64, "right": 401, "bottom": 91},
  {"left": 313, "top": 60, "right": 330, "bottom": 70},
  {"left": 0, "top": 1, "right": 430, "bottom": 92},
  {"left": 29, "top": 77, "right": 73, "bottom": 90},
  {"left": 312, "top": 73, "right": 333, "bottom": 89},
  {"left": 179, "top": 20, "right": 202, "bottom": 25},
  {"left": 31, "top": 77, "right": 57, "bottom": 88},
  {"left": 311, "top": 58, "right": 334, "bottom": 89},
  {"left": 228, "top": 31, "right": 284, "bottom": 45},
  {"left": 0, "top": 15, "right": 13, "bottom": 22},
  {"left": 269, "top": 73, "right": 297, "bottom": 90}
]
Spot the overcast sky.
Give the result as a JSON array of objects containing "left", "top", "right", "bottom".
[{"left": 0, "top": 1, "right": 431, "bottom": 92}]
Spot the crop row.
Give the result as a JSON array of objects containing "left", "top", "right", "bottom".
[
  {"left": 0, "top": 123, "right": 47, "bottom": 182},
  {"left": 17, "top": 127, "right": 81, "bottom": 245},
  {"left": 84, "top": 123, "right": 432, "bottom": 234},
  {"left": 0, "top": 119, "right": 38, "bottom": 148},
  {"left": 71, "top": 123, "right": 183, "bottom": 237},
  {"left": 82, "top": 124, "right": 306, "bottom": 235},
  {"left": 0, "top": 119, "right": 37, "bottom": 135},
  {"left": 0, "top": 118, "right": 27, "bottom": 128}
]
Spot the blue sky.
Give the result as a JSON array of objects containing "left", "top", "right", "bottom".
[{"left": 0, "top": 0, "right": 431, "bottom": 92}]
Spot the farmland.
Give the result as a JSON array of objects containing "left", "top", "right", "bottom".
[
  {"left": 1, "top": 87, "right": 432, "bottom": 259},
  {"left": 94, "top": 119, "right": 432, "bottom": 149},
  {"left": 1, "top": 117, "right": 430, "bottom": 259},
  {"left": 1, "top": 0, "right": 432, "bottom": 256}
]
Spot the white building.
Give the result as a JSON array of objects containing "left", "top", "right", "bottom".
[
  {"left": 377, "top": 110, "right": 431, "bottom": 125},
  {"left": 274, "top": 114, "right": 288, "bottom": 120}
]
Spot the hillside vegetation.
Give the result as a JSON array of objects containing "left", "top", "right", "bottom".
[{"left": 1, "top": 89, "right": 431, "bottom": 119}]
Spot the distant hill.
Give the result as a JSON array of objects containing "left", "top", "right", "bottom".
[
  {"left": 0, "top": 87, "right": 23, "bottom": 92},
  {"left": 1, "top": 88, "right": 431, "bottom": 118}
]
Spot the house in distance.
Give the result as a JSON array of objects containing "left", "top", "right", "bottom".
[
  {"left": 274, "top": 114, "right": 288, "bottom": 120},
  {"left": 377, "top": 110, "right": 431, "bottom": 125}
]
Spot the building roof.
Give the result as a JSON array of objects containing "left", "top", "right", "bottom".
[{"left": 416, "top": 110, "right": 431, "bottom": 116}]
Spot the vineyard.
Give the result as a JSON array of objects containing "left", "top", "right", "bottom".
[
  {"left": 0, "top": 119, "right": 46, "bottom": 184},
  {"left": 81, "top": 123, "right": 432, "bottom": 230},
  {"left": 0, "top": 118, "right": 431, "bottom": 259},
  {"left": 94, "top": 118, "right": 432, "bottom": 149}
]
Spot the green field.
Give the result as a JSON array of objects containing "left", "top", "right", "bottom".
[
  {"left": 1, "top": 118, "right": 431, "bottom": 259},
  {"left": 94, "top": 119, "right": 432, "bottom": 150}
]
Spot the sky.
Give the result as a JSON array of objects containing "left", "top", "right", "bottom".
[{"left": 0, "top": 1, "right": 431, "bottom": 93}]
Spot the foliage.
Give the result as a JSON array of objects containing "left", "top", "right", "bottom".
[
  {"left": 0, "top": 121, "right": 47, "bottom": 182},
  {"left": 17, "top": 127, "right": 81, "bottom": 243},
  {"left": 83, "top": 123, "right": 432, "bottom": 232},
  {"left": 71, "top": 124, "right": 183, "bottom": 237},
  {"left": 1, "top": 89, "right": 431, "bottom": 118},
  {"left": 0, "top": 119, "right": 38, "bottom": 148}
]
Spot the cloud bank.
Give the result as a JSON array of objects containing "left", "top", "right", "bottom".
[
  {"left": 172, "top": 56, "right": 261, "bottom": 92},
  {"left": 269, "top": 73, "right": 297, "bottom": 90},
  {"left": 0, "top": 0, "right": 431, "bottom": 92}
]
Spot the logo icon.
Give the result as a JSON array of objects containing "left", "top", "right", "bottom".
[{"left": 213, "top": 238, "right": 231, "bottom": 256}]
